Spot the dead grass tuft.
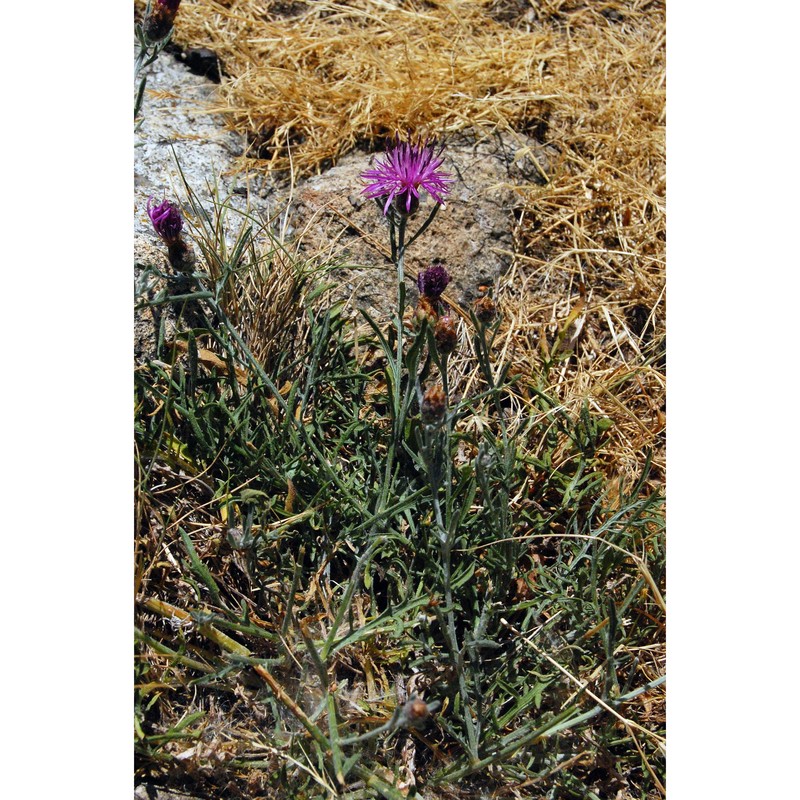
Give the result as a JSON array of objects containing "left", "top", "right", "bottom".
[{"left": 167, "top": 0, "right": 560, "bottom": 172}]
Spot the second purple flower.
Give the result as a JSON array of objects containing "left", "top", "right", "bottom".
[{"left": 147, "top": 197, "right": 183, "bottom": 245}]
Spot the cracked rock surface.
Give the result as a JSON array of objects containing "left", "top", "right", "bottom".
[{"left": 291, "top": 130, "right": 553, "bottom": 319}]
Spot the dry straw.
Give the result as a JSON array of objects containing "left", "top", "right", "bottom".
[{"left": 168, "top": 0, "right": 559, "bottom": 172}]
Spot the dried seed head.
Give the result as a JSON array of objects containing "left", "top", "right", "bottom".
[
  {"left": 415, "top": 295, "right": 439, "bottom": 328},
  {"left": 421, "top": 384, "right": 447, "bottom": 425},
  {"left": 434, "top": 315, "right": 457, "bottom": 355},
  {"left": 398, "top": 696, "right": 438, "bottom": 730},
  {"left": 474, "top": 295, "right": 497, "bottom": 325}
]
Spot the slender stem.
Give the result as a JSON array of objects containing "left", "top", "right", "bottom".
[
  {"left": 378, "top": 214, "right": 408, "bottom": 514},
  {"left": 320, "top": 538, "right": 381, "bottom": 660},
  {"left": 394, "top": 213, "right": 407, "bottom": 438},
  {"left": 433, "top": 487, "right": 478, "bottom": 756},
  {"left": 421, "top": 419, "right": 478, "bottom": 760},
  {"left": 339, "top": 706, "right": 403, "bottom": 746},
  {"left": 440, "top": 351, "right": 450, "bottom": 414},
  {"left": 441, "top": 351, "right": 453, "bottom": 515}
]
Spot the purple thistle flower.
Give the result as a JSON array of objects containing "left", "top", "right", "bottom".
[
  {"left": 147, "top": 197, "right": 183, "bottom": 245},
  {"left": 361, "top": 135, "right": 454, "bottom": 216},
  {"left": 417, "top": 264, "right": 450, "bottom": 300}
]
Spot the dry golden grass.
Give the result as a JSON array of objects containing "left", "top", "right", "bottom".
[{"left": 174, "top": 0, "right": 556, "bottom": 173}]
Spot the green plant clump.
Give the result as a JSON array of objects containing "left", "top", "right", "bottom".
[{"left": 135, "top": 153, "right": 665, "bottom": 799}]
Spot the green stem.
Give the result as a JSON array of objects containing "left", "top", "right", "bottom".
[
  {"left": 422, "top": 420, "right": 478, "bottom": 760},
  {"left": 377, "top": 214, "right": 408, "bottom": 517},
  {"left": 393, "top": 214, "right": 408, "bottom": 442},
  {"left": 339, "top": 706, "right": 403, "bottom": 746}
]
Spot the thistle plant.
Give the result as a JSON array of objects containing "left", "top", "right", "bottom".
[
  {"left": 360, "top": 135, "right": 519, "bottom": 762},
  {"left": 136, "top": 149, "right": 665, "bottom": 795},
  {"left": 361, "top": 136, "right": 453, "bottom": 324},
  {"left": 359, "top": 135, "right": 454, "bottom": 491}
]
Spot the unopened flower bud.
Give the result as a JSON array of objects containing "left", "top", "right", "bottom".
[
  {"left": 417, "top": 264, "right": 450, "bottom": 300},
  {"left": 434, "top": 315, "right": 457, "bottom": 355},
  {"left": 147, "top": 197, "right": 183, "bottom": 245},
  {"left": 474, "top": 295, "right": 497, "bottom": 325},
  {"left": 415, "top": 295, "right": 439, "bottom": 328},
  {"left": 144, "top": 0, "right": 182, "bottom": 41},
  {"left": 398, "top": 696, "right": 440, "bottom": 730},
  {"left": 147, "top": 198, "right": 194, "bottom": 272},
  {"left": 421, "top": 384, "right": 447, "bottom": 426}
]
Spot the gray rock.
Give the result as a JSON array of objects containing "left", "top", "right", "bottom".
[
  {"left": 134, "top": 48, "right": 253, "bottom": 239},
  {"left": 291, "top": 129, "right": 553, "bottom": 319},
  {"left": 134, "top": 47, "right": 551, "bottom": 352}
]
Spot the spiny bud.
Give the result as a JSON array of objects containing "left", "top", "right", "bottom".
[
  {"left": 474, "top": 295, "right": 497, "bottom": 325},
  {"left": 144, "top": 0, "right": 182, "bottom": 42},
  {"left": 421, "top": 384, "right": 447, "bottom": 426},
  {"left": 166, "top": 239, "right": 195, "bottom": 273},
  {"left": 434, "top": 315, "right": 457, "bottom": 355},
  {"left": 417, "top": 264, "right": 450, "bottom": 300},
  {"left": 397, "top": 696, "right": 440, "bottom": 730},
  {"left": 392, "top": 191, "right": 419, "bottom": 217}
]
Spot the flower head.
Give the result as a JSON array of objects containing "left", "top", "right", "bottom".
[
  {"left": 144, "top": 0, "right": 182, "bottom": 41},
  {"left": 147, "top": 197, "right": 183, "bottom": 245},
  {"left": 415, "top": 295, "right": 439, "bottom": 328},
  {"left": 421, "top": 384, "right": 447, "bottom": 426},
  {"left": 434, "top": 315, "right": 457, "bottom": 355},
  {"left": 398, "top": 696, "right": 439, "bottom": 730},
  {"left": 361, "top": 135, "right": 453, "bottom": 216},
  {"left": 417, "top": 264, "right": 450, "bottom": 300},
  {"left": 473, "top": 295, "right": 497, "bottom": 325}
]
